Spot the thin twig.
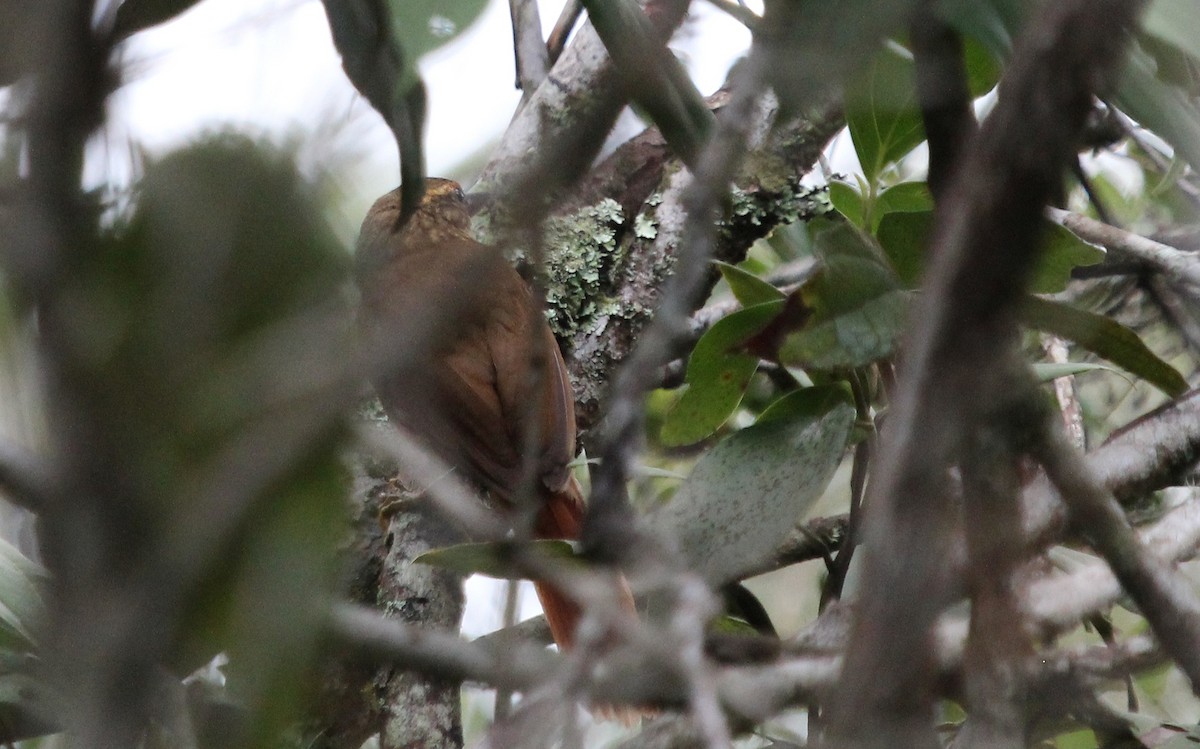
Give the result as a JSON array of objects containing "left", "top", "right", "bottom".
[
  {"left": 1031, "top": 412, "right": 1200, "bottom": 691},
  {"left": 1048, "top": 207, "right": 1200, "bottom": 292},
  {"left": 546, "top": 0, "right": 583, "bottom": 65},
  {"left": 1022, "top": 487, "right": 1200, "bottom": 636},
  {"left": 820, "top": 373, "right": 871, "bottom": 609}
]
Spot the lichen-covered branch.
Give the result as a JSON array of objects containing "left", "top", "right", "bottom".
[{"left": 547, "top": 98, "right": 843, "bottom": 432}]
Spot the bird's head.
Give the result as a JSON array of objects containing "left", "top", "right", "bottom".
[{"left": 354, "top": 177, "right": 472, "bottom": 287}]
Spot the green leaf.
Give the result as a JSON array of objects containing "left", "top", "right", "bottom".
[
  {"left": 415, "top": 540, "right": 579, "bottom": 579},
  {"left": 846, "top": 44, "right": 925, "bottom": 182},
  {"left": 828, "top": 181, "right": 866, "bottom": 229},
  {"left": 0, "top": 540, "right": 46, "bottom": 653},
  {"left": 758, "top": 384, "right": 854, "bottom": 424},
  {"left": 715, "top": 261, "right": 786, "bottom": 307},
  {"left": 112, "top": 0, "right": 205, "bottom": 38},
  {"left": 721, "top": 582, "right": 777, "bottom": 636},
  {"left": 808, "top": 223, "right": 900, "bottom": 313},
  {"left": 1022, "top": 297, "right": 1188, "bottom": 397},
  {"left": 875, "top": 210, "right": 930, "bottom": 287},
  {"left": 661, "top": 301, "right": 785, "bottom": 446},
  {"left": 963, "top": 35, "right": 1003, "bottom": 96},
  {"left": 709, "top": 614, "right": 760, "bottom": 636},
  {"left": 1029, "top": 222, "right": 1105, "bottom": 294},
  {"left": 831, "top": 178, "right": 931, "bottom": 235},
  {"left": 876, "top": 211, "right": 1106, "bottom": 292},
  {"left": 873, "top": 181, "right": 933, "bottom": 224},
  {"left": 765, "top": 223, "right": 910, "bottom": 370},
  {"left": 777, "top": 289, "right": 912, "bottom": 370},
  {"left": 1032, "top": 361, "right": 1121, "bottom": 383},
  {"left": 321, "top": 0, "right": 480, "bottom": 219},
  {"left": 1052, "top": 728, "right": 1098, "bottom": 749},
  {"left": 937, "top": 0, "right": 1021, "bottom": 61},
  {"left": 652, "top": 389, "right": 855, "bottom": 585},
  {"left": 386, "top": 0, "right": 489, "bottom": 74},
  {"left": 1141, "top": 0, "right": 1200, "bottom": 65}
]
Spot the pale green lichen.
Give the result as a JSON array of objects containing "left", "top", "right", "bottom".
[
  {"left": 727, "top": 181, "right": 830, "bottom": 233},
  {"left": 541, "top": 198, "right": 627, "bottom": 338},
  {"left": 634, "top": 213, "right": 658, "bottom": 239}
]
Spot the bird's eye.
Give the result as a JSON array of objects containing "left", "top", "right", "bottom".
[{"left": 454, "top": 187, "right": 465, "bottom": 201}]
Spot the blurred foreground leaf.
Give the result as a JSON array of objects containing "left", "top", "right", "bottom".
[
  {"left": 415, "top": 540, "right": 579, "bottom": 579},
  {"left": 67, "top": 134, "right": 353, "bottom": 746},
  {"left": 0, "top": 540, "right": 45, "bottom": 653}
]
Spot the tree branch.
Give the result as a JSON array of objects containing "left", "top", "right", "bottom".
[
  {"left": 1021, "top": 491, "right": 1200, "bottom": 635},
  {"left": 509, "top": 0, "right": 550, "bottom": 99},
  {"left": 1050, "top": 207, "right": 1200, "bottom": 292},
  {"left": 475, "top": 0, "right": 690, "bottom": 215},
  {"left": 827, "top": 0, "right": 1147, "bottom": 745},
  {"left": 561, "top": 100, "right": 842, "bottom": 432}
]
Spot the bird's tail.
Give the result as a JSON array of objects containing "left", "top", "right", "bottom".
[
  {"left": 532, "top": 474, "right": 635, "bottom": 651},
  {"left": 534, "top": 475, "right": 649, "bottom": 725}
]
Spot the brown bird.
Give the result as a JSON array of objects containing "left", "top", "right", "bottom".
[{"left": 356, "top": 178, "right": 624, "bottom": 650}]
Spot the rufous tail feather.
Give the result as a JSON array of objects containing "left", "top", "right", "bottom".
[
  {"left": 533, "top": 475, "right": 647, "bottom": 724},
  {"left": 532, "top": 475, "right": 637, "bottom": 651}
]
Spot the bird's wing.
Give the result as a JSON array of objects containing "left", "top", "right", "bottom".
[
  {"left": 485, "top": 279, "right": 578, "bottom": 496},
  {"left": 368, "top": 237, "right": 577, "bottom": 504},
  {"left": 433, "top": 325, "right": 526, "bottom": 500}
]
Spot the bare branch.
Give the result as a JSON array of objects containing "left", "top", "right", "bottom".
[
  {"left": 547, "top": 0, "right": 584, "bottom": 65},
  {"left": 564, "top": 102, "right": 839, "bottom": 431},
  {"left": 475, "top": 0, "right": 690, "bottom": 215},
  {"left": 375, "top": 497, "right": 467, "bottom": 749},
  {"left": 1075, "top": 388, "right": 1200, "bottom": 504},
  {"left": 1030, "top": 410, "right": 1200, "bottom": 690},
  {"left": 509, "top": 0, "right": 550, "bottom": 98},
  {"left": 579, "top": 0, "right": 713, "bottom": 167},
  {"left": 828, "top": 0, "right": 1148, "bottom": 745},
  {"left": 329, "top": 603, "right": 556, "bottom": 691},
  {"left": 1022, "top": 492, "right": 1200, "bottom": 634},
  {"left": 955, "top": 430, "right": 1030, "bottom": 749},
  {"left": 1049, "top": 207, "right": 1200, "bottom": 292}
]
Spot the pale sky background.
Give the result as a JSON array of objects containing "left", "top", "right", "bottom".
[{"left": 103, "top": 0, "right": 760, "bottom": 209}]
